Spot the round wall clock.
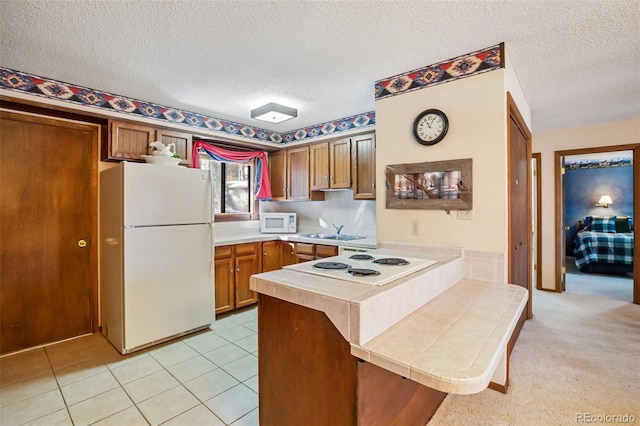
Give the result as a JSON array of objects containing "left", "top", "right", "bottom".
[{"left": 412, "top": 109, "right": 449, "bottom": 145}]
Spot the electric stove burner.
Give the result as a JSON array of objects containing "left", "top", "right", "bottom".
[
  {"left": 349, "top": 254, "right": 374, "bottom": 261},
  {"left": 313, "top": 262, "right": 351, "bottom": 270},
  {"left": 347, "top": 268, "right": 381, "bottom": 277},
  {"left": 372, "top": 257, "right": 410, "bottom": 266}
]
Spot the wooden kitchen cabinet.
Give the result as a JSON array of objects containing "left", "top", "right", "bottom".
[
  {"left": 330, "top": 139, "right": 351, "bottom": 189},
  {"left": 288, "top": 146, "right": 314, "bottom": 201},
  {"left": 214, "top": 242, "right": 261, "bottom": 315},
  {"left": 155, "top": 128, "right": 192, "bottom": 163},
  {"left": 351, "top": 133, "right": 376, "bottom": 199},
  {"left": 310, "top": 139, "right": 351, "bottom": 190},
  {"left": 235, "top": 243, "right": 261, "bottom": 308},
  {"left": 262, "top": 241, "right": 297, "bottom": 272},
  {"left": 294, "top": 242, "right": 338, "bottom": 263},
  {"left": 104, "top": 120, "right": 155, "bottom": 161},
  {"left": 269, "top": 147, "right": 324, "bottom": 202},
  {"left": 310, "top": 143, "right": 330, "bottom": 190}
]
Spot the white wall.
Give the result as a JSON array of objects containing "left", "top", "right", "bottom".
[
  {"left": 532, "top": 117, "right": 640, "bottom": 290},
  {"left": 375, "top": 70, "right": 508, "bottom": 253}
]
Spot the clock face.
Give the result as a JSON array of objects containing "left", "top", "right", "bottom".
[{"left": 413, "top": 109, "right": 448, "bottom": 145}]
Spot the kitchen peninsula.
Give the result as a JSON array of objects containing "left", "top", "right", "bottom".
[{"left": 250, "top": 245, "right": 528, "bottom": 425}]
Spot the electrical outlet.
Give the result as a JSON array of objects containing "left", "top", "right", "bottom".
[
  {"left": 457, "top": 210, "right": 473, "bottom": 220},
  {"left": 411, "top": 221, "right": 419, "bottom": 235}
]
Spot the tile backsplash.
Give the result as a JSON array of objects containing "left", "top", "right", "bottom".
[{"left": 259, "top": 190, "right": 376, "bottom": 237}]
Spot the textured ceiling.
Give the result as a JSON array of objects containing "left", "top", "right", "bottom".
[{"left": 1, "top": 1, "right": 639, "bottom": 134}]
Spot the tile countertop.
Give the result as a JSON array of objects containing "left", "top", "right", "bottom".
[
  {"left": 249, "top": 248, "right": 528, "bottom": 395},
  {"left": 214, "top": 230, "right": 378, "bottom": 249}
]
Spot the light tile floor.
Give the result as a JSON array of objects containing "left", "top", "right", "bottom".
[{"left": 0, "top": 307, "right": 259, "bottom": 425}]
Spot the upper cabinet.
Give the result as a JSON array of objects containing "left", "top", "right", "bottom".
[
  {"left": 269, "top": 146, "right": 324, "bottom": 202},
  {"left": 155, "top": 128, "right": 192, "bottom": 163},
  {"left": 103, "top": 120, "right": 192, "bottom": 163},
  {"left": 310, "top": 143, "right": 330, "bottom": 190},
  {"left": 330, "top": 139, "right": 351, "bottom": 189},
  {"left": 104, "top": 120, "right": 155, "bottom": 161},
  {"left": 351, "top": 133, "right": 376, "bottom": 199},
  {"left": 310, "top": 139, "right": 351, "bottom": 190}
]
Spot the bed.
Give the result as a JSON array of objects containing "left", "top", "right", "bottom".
[{"left": 573, "top": 215, "right": 634, "bottom": 274}]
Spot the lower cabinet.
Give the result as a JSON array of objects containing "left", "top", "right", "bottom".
[
  {"left": 215, "top": 240, "right": 338, "bottom": 315},
  {"left": 214, "top": 242, "right": 261, "bottom": 315},
  {"left": 262, "top": 241, "right": 297, "bottom": 272},
  {"left": 294, "top": 243, "right": 338, "bottom": 263}
]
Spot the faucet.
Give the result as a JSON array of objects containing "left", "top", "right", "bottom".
[{"left": 333, "top": 224, "right": 344, "bottom": 234}]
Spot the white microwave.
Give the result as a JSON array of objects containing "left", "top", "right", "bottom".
[{"left": 261, "top": 213, "right": 297, "bottom": 234}]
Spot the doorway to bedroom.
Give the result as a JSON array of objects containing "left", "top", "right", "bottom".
[{"left": 556, "top": 145, "right": 637, "bottom": 304}]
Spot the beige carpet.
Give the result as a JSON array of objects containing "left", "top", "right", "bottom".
[
  {"left": 429, "top": 288, "right": 640, "bottom": 425},
  {"left": 565, "top": 257, "right": 633, "bottom": 302}
]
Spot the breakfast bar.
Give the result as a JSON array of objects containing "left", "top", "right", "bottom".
[{"left": 250, "top": 248, "right": 528, "bottom": 425}]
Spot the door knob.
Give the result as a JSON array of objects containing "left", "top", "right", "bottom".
[{"left": 78, "top": 240, "right": 87, "bottom": 248}]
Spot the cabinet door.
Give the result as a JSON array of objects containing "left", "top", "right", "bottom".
[
  {"left": 235, "top": 250, "right": 260, "bottom": 308},
  {"left": 330, "top": 139, "right": 351, "bottom": 189},
  {"left": 287, "top": 146, "right": 311, "bottom": 201},
  {"left": 105, "top": 120, "right": 155, "bottom": 161},
  {"left": 315, "top": 244, "right": 338, "bottom": 258},
  {"left": 310, "top": 143, "right": 330, "bottom": 190},
  {"left": 269, "top": 150, "right": 287, "bottom": 201},
  {"left": 352, "top": 133, "right": 376, "bottom": 199},
  {"left": 262, "top": 241, "right": 283, "bottom": 273},
  {"left": 155, "top": 129, "right": 192, "bottom": 163},
  {"left": 296, "top": 254, "right": 316, "bottom": 263},
  {"left": 281, "top": 242, "right": 297, "bottom": 267},
  {"left": 214, "top": 256, "right": 234, "bottom": 315}
]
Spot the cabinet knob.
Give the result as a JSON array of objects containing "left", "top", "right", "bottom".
[{"left": 237, "top": 267, "right": 240, "bottom": 272}]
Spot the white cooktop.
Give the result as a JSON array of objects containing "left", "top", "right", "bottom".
[{"left": 284, "top": 252, "right": 437, "bottom": 286}]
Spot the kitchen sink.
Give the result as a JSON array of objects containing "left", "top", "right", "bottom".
[{"left": 300, "top": 233, "right": 365, "bottom": 241}]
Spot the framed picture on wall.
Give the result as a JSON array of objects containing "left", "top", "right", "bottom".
[{"left": 384, "top": 158, "right": 472, "bottom": 210}]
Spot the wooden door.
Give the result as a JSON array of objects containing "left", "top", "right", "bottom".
[
  {"left": 269, "top": 150, "right": 287, "bottom": 201},
  {"left": 1, "top": 111, "right": 98, "bottom": 354},
  {"left": 155, "top": 128, "right": 192, "bottom": 163},
  {"left": 352, "top": 133, "right": 376, "bottom": 199},
  {"left": 330, "top": 139, "right": 351, "bottom": 189},
  {"left": 262, "top": 241, "right": 283, "bottom": 272},
  {"left": 214, "top": 246, "right": 234, "bottom": 315},
  {"left": 287, "top": 146, "right": 311, "bottom": 200},
  {"left": 310, "top": 143, "right": 329, "bottom": 190},
  {"left": 235, "top": 243, "right": 260, "bottom": 308},
  {"left": 507, "top": 94, "right": 532, "bottom": 318}
]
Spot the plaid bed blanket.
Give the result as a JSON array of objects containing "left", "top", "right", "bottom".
[{"left": 573, "top": 231, "right": 634, "bottom": 268}]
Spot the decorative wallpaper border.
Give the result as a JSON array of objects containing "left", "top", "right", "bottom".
[
  {"left": 0, "top": 67, "right": 375, "bottom": 145},
  {"left": 375, "top": 43, "right": 504, "bottom": 100}
]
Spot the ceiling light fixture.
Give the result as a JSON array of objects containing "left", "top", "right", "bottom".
[{"left": 251, "top": 102, "right": 297, "bottom": 124}]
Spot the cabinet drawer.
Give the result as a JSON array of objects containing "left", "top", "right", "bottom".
[
  {"left": 215, "top": 245, "right": 233, "bottom": 259},
  {"left": 235, "top": 242, "right": 258, "bottom": 256},
  {"left": 315, "top": 245, "right": 338, "bottom": 258},
  {"left": 295, "top": 243, "right": 315, "bottom": 255}
]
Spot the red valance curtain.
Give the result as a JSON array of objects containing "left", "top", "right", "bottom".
[{"left": 191, "top": 141, "right": 272, "bottom": 200}]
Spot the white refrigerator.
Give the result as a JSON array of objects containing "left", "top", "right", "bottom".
[{"left": 100, "top": 162, "right": 214, "bottom": 354}]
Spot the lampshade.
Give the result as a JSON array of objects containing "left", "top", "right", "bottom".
[
  {"left": 596, "top": 195, "right": 613, "bottom": 208},
  {"left": 251, "top": 102, "right": 297, "bottom": 124}
]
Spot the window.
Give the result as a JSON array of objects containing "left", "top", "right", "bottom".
[{"left": 200, "top": 155, "right": 254, "bottom": 216}]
